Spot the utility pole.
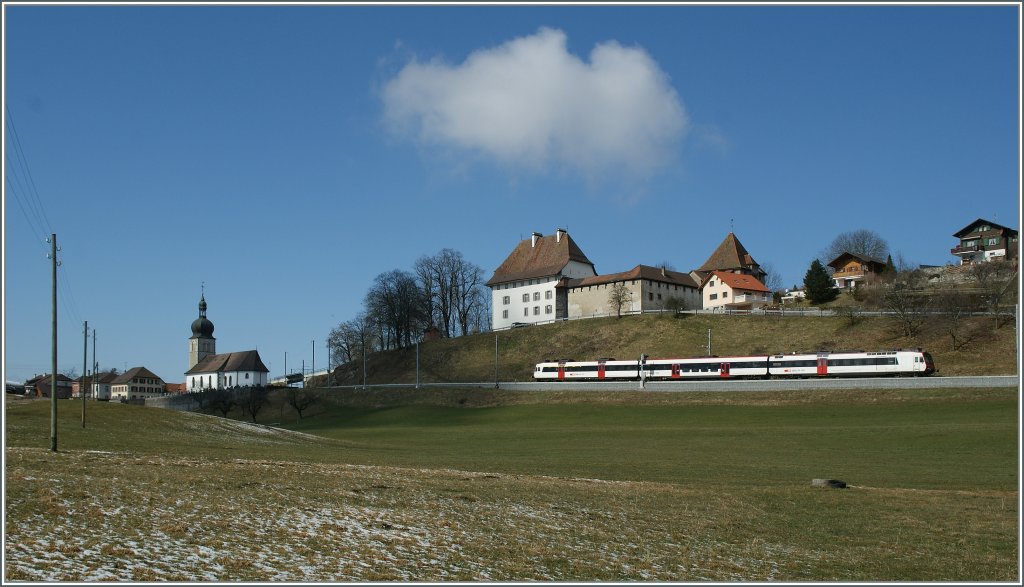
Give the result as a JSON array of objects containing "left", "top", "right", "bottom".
[
  {"left": 326, "top": 339, "right": 332, "bottom": 387},
  {"left": 311, "top": 339, "right": 315, "bottom": 383},
  {"left": 82, "top": 321, "right": 88, "bottom": 428},
  {"left": 415, "top": 341, "right": 420, "bottom": 389},
  {"left": 494, "top": 335, "right": 499, "bottom": 389},
  {"left": 284, "top": 352, "right": 288, "bottom": 386},
  {"left": 362, "top": 332, "right": 367, "bottom": 389},
  {"left": 92, "top": 328, "right": 97, "bottom": 403},
  {"left": 48, "top": 234, "right": 58, "bottom": 452},
  {"left": 707, "top": 329, "right": 712, "bottom": 356}
]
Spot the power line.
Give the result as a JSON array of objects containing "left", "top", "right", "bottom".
[{"left": 5, "top": 105, "right": 54, "bottom": 235}]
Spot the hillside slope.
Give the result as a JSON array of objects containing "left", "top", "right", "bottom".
[{"left": 324, "top": 313, "right": 1017, "bottom": 385}]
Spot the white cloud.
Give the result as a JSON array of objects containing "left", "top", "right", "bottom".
[{"left": 380, "top": 28, "right": 687, "bottom": 179}]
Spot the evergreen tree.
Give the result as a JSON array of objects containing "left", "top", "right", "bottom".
[
  {"left": 804, "top": 260, "right": 838, "bottom": 305},
  {"left": 881, "top": 254, "right": 897, "bottom": 281}
]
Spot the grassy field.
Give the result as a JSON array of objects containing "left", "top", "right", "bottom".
[
  {"left": 326, "top": 313, "right": 1017, "bottom": 386},
  {"left": 4, "top": 386, "right": 1018, "bottom": 581}
]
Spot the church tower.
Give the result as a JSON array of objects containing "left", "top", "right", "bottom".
[{"left": 188, "top": 290, "right": 216, "bottom": 370}]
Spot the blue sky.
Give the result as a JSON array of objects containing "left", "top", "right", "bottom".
[{"left": 3, "top": 4, "right": 1020, "bottom": 384}]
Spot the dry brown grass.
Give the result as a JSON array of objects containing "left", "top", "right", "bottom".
[{"left": 322, "top": 313, "right": 1016, "bottom": 387}]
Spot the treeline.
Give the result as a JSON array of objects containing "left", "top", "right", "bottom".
[{"left": 328, "top": 248, "right": 491, "bottom": 367}]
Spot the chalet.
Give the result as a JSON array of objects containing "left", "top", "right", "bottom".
[
  {"left": 828, "top": 251, "right": 887, "bottom": 290},
  {"left": 565, "top": 264, "right": 701, "bottom": 318},
  {"left": 486, "top": 229, "right": 597, "bottom": 330},
  {"left": 951, "top": 218, "right": 1018, "bottom": 265},
  {"left": 692, "top": 232, "right": 767, "bottom": 285},
  {"left": 110, "top": 367, "right": 166, "bottom": 401},
  {"left": 701, "top": 270, "right": 772, "bottom": 311}
]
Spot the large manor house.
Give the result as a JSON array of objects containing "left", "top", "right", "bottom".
[
  {"left": 486, "top": 218, "right": 1018, "bottom": 331},
  {"left": 486, "top": 228, "right": 771, "bottom": 330}
]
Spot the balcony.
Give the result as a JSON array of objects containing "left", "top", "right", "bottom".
[
  {"left": 951, "top": 245, "right": 979, "bottom": 255},
  {"left": 730, "top": 293, "right": 773, "bottom": 304}
]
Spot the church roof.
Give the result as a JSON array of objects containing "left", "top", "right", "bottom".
[
  {"left": 186, "top": 350, "right": 269, "bottom": 375},
  {"left": 486, "top": 231, "right": 595, "bottom": 286},
  {"left": 697, "top": 233, "right": 760, "bottom": 272}
]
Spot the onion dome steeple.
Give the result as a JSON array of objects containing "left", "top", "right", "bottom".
[{"left": 191, "top": 292, "right": 215, "bottom": 338}]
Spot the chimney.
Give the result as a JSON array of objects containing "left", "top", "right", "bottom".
[
  {"left": 531, "top": 232, "right": 542, "bottom": 247},
  {"left": 556, "top": 228, "right": 566, "bottom": 243},
  {"left": 661, "top": 266, "right": 666, "bottom": 277}
]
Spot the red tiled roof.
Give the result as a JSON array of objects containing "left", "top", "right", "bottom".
[
  {"left": 704, "top": 270, "right": 770, "bottom": 293},
  {"left": 486, "top": 231, "right": 595, "bottom": 286},
  {"left": 566, "top": 264, "right": 698, "bottom": 289}
]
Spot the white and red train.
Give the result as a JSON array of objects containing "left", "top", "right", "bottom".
[{"left": 534, "top": 349, "right": 935, "bottom": 381}]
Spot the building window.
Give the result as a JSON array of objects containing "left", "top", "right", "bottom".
[
  {"left": 545, "top": 290, "right": 552, "bottom": 300},
  {"left": 657, "top": 294, "right": 662, "bottom": 300},
  {"left": 503, "top": 296, "right": 510, "bottom": 305},
  {"left": 533, "top": 306, "right": 540, "bottom": 315},
  {"left": 246, "top": 373, "right": 250, "bottom": 379},
  {"left": 988, "top": 238, "right": 998, "bottom": 245},
  {"left": 502, "top": 310, "right": 509, "bottom": 319},
  {"left": 524, "top": 308, "right": 529, "bottom": 317},
  {"left": 648, "top": 292, "right": 653, "bottom": 301},
  {"left": 545, "top": 305, "right": 552, "bottom": 314},
  {"left": 533, "top": 292, "right": 540, "bottom": 301},
  {"left": 723, "top": 291, "right": 729, "bottom": 298},
  {"left": 710, "top": 293, "right": 718, "bottom": 300},
  {"left": 522, "top": 293, "right": 529, "bottom": 303}
]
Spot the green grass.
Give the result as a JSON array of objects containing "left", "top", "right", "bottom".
[
  {"left": 286, "top": 388, "right": 1017, "bottom": 491},
  {"left": 4, "top": 388, "right": 1019, "bottom": 581}
]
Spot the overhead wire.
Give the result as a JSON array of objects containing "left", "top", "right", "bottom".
[{"left": 5, "top": 105, "right": 85, "bottom": 325}]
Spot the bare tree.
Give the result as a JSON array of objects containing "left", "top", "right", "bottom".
[
  {"left": 608, "top": 283, "right": 632, "bottom": 318},
  {"left": 329, "top": 315, "right": 370, "bottom": 366},
  {"left": 760, "top": 262, "right": 784, "bottom": 293},
  {"left": 365, "top": 269, "right": 426, "bottom": 349},
  {"left": 935, "top": 286, "right": 977, "bottom": 351},
  {"left": 207, "top": 388, "right": 236, "bottom": 417},
  {"left": 239, "top": 386, "right": 269, "bottom": 423},
  {"left": 970, "top": 263, "right": 1018, "bottom": 328},
  {"left": 415, "top": 249, "right": 487, "bottom": 338},
  {"left": 884, "top": 274, "right": 930, "bottom": 337},
  {"left": 286, "top": 387, "right": 317, "bottom": 419},
  {"left": 820, "top": 229, "right": 890, "bottom": 266}
]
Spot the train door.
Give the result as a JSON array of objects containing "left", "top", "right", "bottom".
[
  {"left": 597, "top": 360, "right": 606, "bottom": 380},
  {"left": 720, "top": 362, "right": 730, "bottom": 378},
  {"left": 558, "top": 361, "right": 566, "bottom": 381},
  {"left": 816, "top": 356, "right": 828, "bottom": 376},
  {"left": 671, "top": 364, "right": 680, "bottom": 379}
]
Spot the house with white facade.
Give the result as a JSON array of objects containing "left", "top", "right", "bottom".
[
  {"left": 486, "top": 229, "right": 597, "bottom": 330},
  {"left": 701, "top": 271, "right": 772, "bottom": 311},
  {"left": 110, "top": 367, "right": 166, "bottom": 401}
]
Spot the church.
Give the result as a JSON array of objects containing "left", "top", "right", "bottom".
[{"left": 184, "top": 292, "right": 269, "bottom": 390}]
